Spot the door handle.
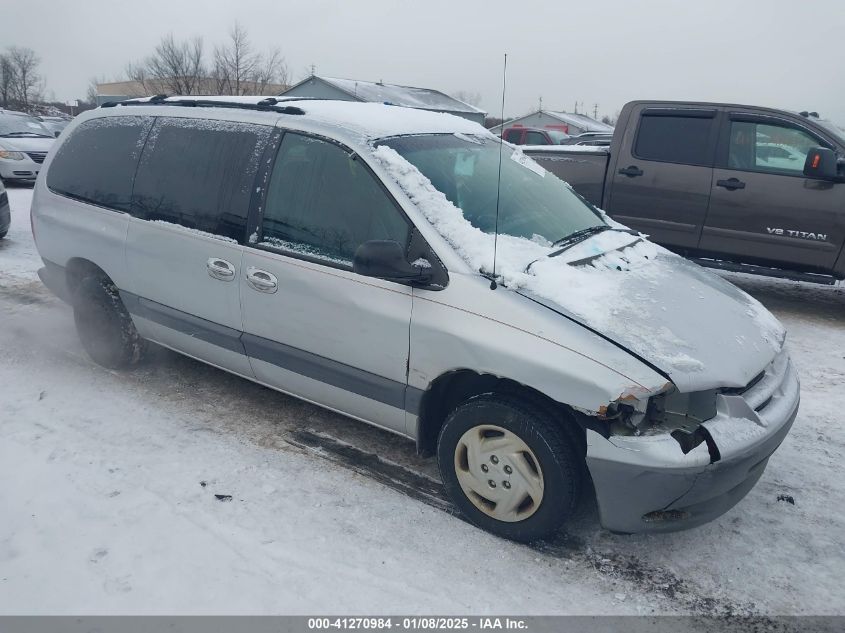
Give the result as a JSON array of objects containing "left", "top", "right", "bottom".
[
  {"left": 246, "top": 267, "right": 278, "bottom": 294},
  {"left": 618, "top": 165, "right": 643, "bottom": 177},
  {"left": 207, "top": 258, "right": 235, "bottom": 281},
  {"left": 716, "top": 178, "right": 746, "bottom": 191}
]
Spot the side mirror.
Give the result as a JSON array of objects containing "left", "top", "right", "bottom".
[
  {"left": 353, "top": 240, "right": 433, "bottom": 284},
  {"left": 803, "top": 147, "right": 840, "bottom": 180}
]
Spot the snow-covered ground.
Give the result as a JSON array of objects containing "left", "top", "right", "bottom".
[{"left": 1, "top": 185, "right": 843, "bottom": 616}]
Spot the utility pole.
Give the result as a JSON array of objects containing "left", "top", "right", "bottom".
[
  {"left": 538, "top": 96, "right": 542, "bottom": 112},
  {"left": 593, "top": 103, "right": 599, "bottom": 119}
]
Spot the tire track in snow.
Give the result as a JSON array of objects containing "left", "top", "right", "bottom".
[{"left": 285, "top": 427, "right": 767, "bottom": 619}]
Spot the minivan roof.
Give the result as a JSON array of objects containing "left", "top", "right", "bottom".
[{"left": 116, "top": 95, "right": 489, "bottom": 141}]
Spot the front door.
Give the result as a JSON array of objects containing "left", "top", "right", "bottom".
[
  {"left": 701, "top": 114, "right": 845, "bottom": 272},
  {"left": 239, "top": 131, "right": 415, "bottom": 434},
  {"left": 606, "top": 106, "right": 719, "bottom": 249}
]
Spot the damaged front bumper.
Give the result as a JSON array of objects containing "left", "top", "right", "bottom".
[{"left": 585, "top": 347, "right": 799, "bottom": 534}]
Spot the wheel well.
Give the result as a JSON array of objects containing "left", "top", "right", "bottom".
[
  {"left": 65, "top": 258, "right": 110, "bottom": 295},
  {"left": 415, "top": 370, "right": 586, "bottom": 458}
]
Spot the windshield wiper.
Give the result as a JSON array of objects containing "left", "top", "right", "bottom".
[{"left": 549, "top": 225, "right": 610, "bottom": 253}]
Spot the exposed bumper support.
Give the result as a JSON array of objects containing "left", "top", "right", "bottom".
[{"left": 586, "top": 349, "right": 800, "bottom": 533}]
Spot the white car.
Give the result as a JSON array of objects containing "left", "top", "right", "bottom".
[
  {"left": 755, "top": 142, "right": 807, "bottom": 171},
  {"left": 0, "top": 111, "right": 55, "bottom": 184}
]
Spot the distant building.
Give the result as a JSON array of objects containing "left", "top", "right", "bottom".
[
  {"left": 94, "top": 79, "right": 287, "bottom": 106},
  {"left": 280, "top": 75, "right": 486, "bottom": 125},
  {"left": 490, "top": 110, "right": 614, "bottom": 136}
]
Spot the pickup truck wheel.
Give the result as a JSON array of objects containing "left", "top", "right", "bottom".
[
  {"left": 73, "top": 275, "right": 145, "bottom": 369},
  {"left": 437, "top": 394, "right": 583, "bottom": 542}
]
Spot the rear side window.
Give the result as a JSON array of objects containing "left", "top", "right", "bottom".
[
  {"left": 47, "top": 116, "right": 153, "bottom": 212},
  {"left": 634, "top": 114, "right": 715, "bottom": 166},
  {"left": 131, "top": 118, "right": 271, "bottom": 242}
]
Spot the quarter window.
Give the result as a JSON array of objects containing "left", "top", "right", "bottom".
[
  {"left": 634, "top": 114, "right": 714, "bottom": 166},
  {"left": 728, "top": 120, "right": 819, "bottom": 175},
  {"left": 131, "top": 118, "right": 271, "bottom": 241},
  {"left": 259, "top": 133, "right": 410, "bottom": 266},
  {"left": 47, "top": 116, "right": 153, "bottom": 212}
]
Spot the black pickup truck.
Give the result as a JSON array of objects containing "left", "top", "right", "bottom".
[{"left": 522, "top": 100, "right": 845, "bottom": 284}]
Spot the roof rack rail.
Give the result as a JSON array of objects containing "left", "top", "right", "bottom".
[{"left": 102, "top": 96, "right": 305, "bottom": 116}]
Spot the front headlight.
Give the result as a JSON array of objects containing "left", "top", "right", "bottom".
[{"left": 0, "top": 148, "right": 25, "bottom": 160}]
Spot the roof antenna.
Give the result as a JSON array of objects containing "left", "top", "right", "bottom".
[{"left": 489, "top": 53, "right": 508, "bottom": 291}]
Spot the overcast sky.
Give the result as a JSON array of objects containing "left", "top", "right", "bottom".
[{"left": 7, "top": 0, "right": 845, "bottom": 124}]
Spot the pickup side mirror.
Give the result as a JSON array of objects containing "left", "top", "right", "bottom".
[
  {"left": 803, "top": 147, "right": 841, "bottom": 180},
  {"left": 353, "top": 240, "right": 433, "bottom": 285}
]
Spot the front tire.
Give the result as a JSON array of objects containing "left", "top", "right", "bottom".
[
  {"left": 437, "top": 394, "right": 584, "bottom": 542},
  {"left": 73, "top": 275, "right": 145, "bottom": 369}
]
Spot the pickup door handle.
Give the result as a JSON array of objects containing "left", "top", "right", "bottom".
[
  {"left": 246, "top": 267, "right": 278, "bottom": 294},
  {"left": 716, "top": 178, "right": 746, "bottom": 191},
  {"left": 618, "top": 165, "right": 643, "bottom": 177},
  {"left": 206, "top": 258, "right": 235, "bottom": 281}
]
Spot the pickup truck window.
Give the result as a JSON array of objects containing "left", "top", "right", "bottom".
[
  {"left": 634, "top": 114, "right": 714, "bottom": 166},
  {"left": 728, "top": 120, "right": 819, "bottom": 175},
  {"left": 503, "top": 129, "right": 522, "bottom": 144},
  {"left": 379, "top": 134, "right": 603, "bottom": 244},
  {"left": 525, "top": 131, "right": 548, "bottom": 145}
]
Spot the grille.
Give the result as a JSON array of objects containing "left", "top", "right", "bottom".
[{"left": 25, "top": 151, "right": 47, "bottom": 164}]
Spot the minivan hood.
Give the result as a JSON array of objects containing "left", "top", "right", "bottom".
[
  {"left": 518, "top": 242, "right": 785, "bottom": 393},
  {"left": 0, "top": 136, "right": 54, "bottom": 152}
]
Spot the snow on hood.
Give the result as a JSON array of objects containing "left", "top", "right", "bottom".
[{"left": 372, "top": 145, "right": 786, "bottom": 392}]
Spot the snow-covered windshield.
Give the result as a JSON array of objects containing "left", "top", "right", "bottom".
[
  {"left": 378, "top": 134, "right": 604, "bottom": 245},
  {"left": 0, "top": 114, "right": 54, "bottom": 137}
]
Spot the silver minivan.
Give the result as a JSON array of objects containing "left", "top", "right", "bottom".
[{"left": 31, "top": 97, "right": 800, "bottom": 541}]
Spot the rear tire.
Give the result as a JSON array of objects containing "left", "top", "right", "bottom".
[
  {"left": 73, "top": 275, "right": 145, "bottom": 369},
  {"left": 437, "top": 393, "right": 584, "bottom": 542}
]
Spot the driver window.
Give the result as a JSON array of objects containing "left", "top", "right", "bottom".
[
  {"left": 729, "top": 121, "right": 819, "bottom": 175},
  {"left": 259, "top": 133, "right": 411, "bottom": 266}
]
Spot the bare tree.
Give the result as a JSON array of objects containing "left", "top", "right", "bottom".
[
  {"left": 212, "top": 22, "right": 289, "bottom": 95},
  {"left": 130, "top": 34, "right": 205, "bottom": 95},
  {"left": 6, "top": 47, "right": 43, "bottom": 109},
  {"left": 0, "top": 53, "right": 14, "bottom": 108}
]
